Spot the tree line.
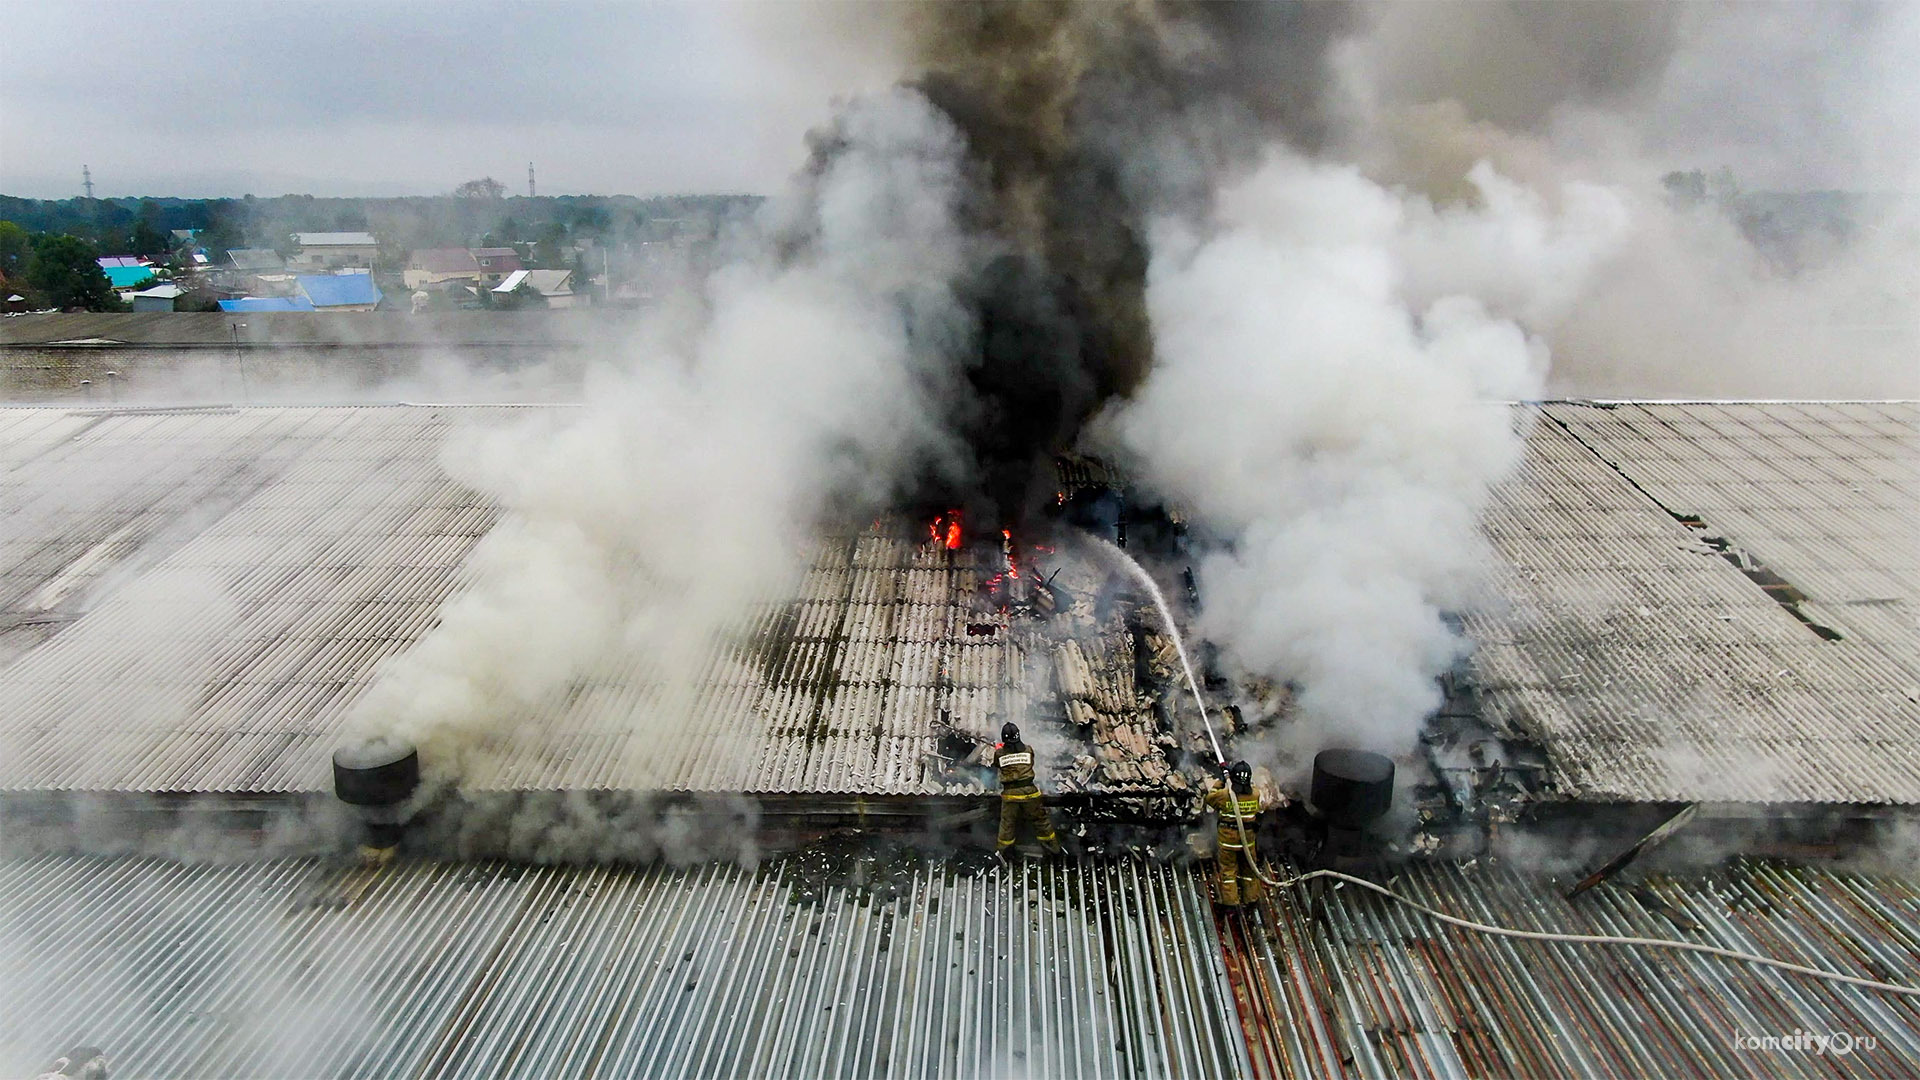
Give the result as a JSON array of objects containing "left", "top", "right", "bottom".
[
  {"left": 0, "top": 186, "right": 761, "bottom": 312},
  {"left": 0, "top": 190, "right": 758, "bottom": 265}
]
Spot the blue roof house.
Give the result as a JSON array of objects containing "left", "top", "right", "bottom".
[
  {"left": 295, "top": 272, "right": 382, "bottom": 311},
  {"left": 103, "top": 265, "right": 159, "bottom": 291},
  {"left": 217, "top": 297, "right": 317, "bottom": 312}
]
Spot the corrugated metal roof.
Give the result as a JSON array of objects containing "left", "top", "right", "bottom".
[
  {"left": 1232, "top": 858, "right": 1920, "bottom": 1079},
  {"left": 0, "top": 852, "right": 1249, "bottom": 1080},
  {"left": 1470, "top": 402, "right": 1920, "bottom": 803},
  {"left": 1, "top": 402, "right": 1914, "bottom": 802},
  {"left": 0, "top": 407, "right": 510, "bottom": 792},
  {"left": 459, "top": 532, "right": 1040, "bottom": 794}
]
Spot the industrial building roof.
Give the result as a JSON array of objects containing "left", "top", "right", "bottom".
[
  {"left": 4, "top": 851, "right": 1916, "bottom": 1080},
  {"left": 0, "top": 401, "right": 1913, "bottom": 802},
  {"left": 0, "top": 852, "right": 1247, "bottom": 1080},
  {"left": 1472, "top": 401, "right": 1919, "bottom": 803},
  {"left": 1238, "top": 858, "right": 1920, "bottom": 1079}
]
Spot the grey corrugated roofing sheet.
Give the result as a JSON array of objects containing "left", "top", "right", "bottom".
[
  {"left": 2, "top": 402, "right": 1914, "bottom": 802},
  {"left": 1470, "top": 402, "right": 1919, "bottom": 803},
  {"left": 1231, "top": 858, "right": 1920, "bottom": 1080},
  {"left": 0, "top": 407, "right": 510, "bottom": 792},
  {"left": 0, "top": 853, "right": 1250, "bottom": 1080}
]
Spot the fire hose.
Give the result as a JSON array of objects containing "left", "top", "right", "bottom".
[
  {"left": 1272, "top": 868, "right": 1920, "bottom": 999},
  {"left": 1093, "top": 538, "right": 1917, "bottom": 997}
]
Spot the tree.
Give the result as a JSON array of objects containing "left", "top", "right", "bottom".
[
  {"left": 130, "top": 200, "right": 170, "bottom": 259},
  {"left": 0, "top": 221, "right": 30, "bottom": 280},
  {"left": 454, "top": 177, "right": 506, "bottom": 200},
  {"left": 28, "top": 234, "right": 122, "bottom": 311}
]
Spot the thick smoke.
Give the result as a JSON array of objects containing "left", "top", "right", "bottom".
[
  {"left": 1335, "top": 2, "right": 1919, "bottom": 397},
  {"left": 355, "top": 0, "right": 1913, "bottom": 793},
  {"left": 347, "top": 91, "right": 979, "bottom": 778},
  {"left": 1102, "top": 155, "right": 1624, "bottom": 763}
]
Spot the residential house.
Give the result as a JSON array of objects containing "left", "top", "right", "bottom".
[
  {"left": 295, "top": 271, "right": 382, "bottom": 311},
  {"left": 491, "top": 268, "right": 579, "bottom": 309},
  {"left": 469, "top": 247, "right": 522, "bottom": 288},
  {"left": 217, "top": 296, "right": 316, "bottom": 312},
  {"left": 290, "top": 232, "right": 379, "bottom": 271},
  {"left": 103, "top": 265, "right": 160, "bottom": 294},
  {"left": 129, "top": 283, "right": 186, "bottom": 312},
  {"left": 227, "top": 249, "right": 286, "bottom": 274},
  {"left": 403, "top": 248, "right": 481, "bottom": 290}
]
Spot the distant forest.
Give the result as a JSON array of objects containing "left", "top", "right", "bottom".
[{"left": 0, "top": 190, "right": 764, "bottom": 265}]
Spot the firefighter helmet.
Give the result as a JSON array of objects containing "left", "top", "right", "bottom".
[
  {"left": 1229, "top": 760, "right": 1253, "bottom": 793},
  {"left": 1001, "top": 722, "right": 1020, "bottom": 745}
]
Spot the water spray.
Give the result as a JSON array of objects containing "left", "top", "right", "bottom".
[{"left": 1084, "top": 535, "right": 1281, "bottom": 888}]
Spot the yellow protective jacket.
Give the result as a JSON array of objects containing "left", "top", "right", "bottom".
[{"left": 1207, "top": 786, "right": 1262, "bottom": 849}]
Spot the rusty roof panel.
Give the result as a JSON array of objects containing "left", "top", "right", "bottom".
[{"left": 1231, "top": 858, "right": 1920, "bottom": 1080}]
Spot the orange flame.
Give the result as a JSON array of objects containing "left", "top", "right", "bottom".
[{"left": 932, "top": 510, "right": 962, "bottom": 550}]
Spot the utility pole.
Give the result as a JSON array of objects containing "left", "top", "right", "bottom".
[
  {"left": 82, "top": 165, "right": 94, "bottom": 199},
  {"left": 528, "top": 162, "right": 536, "bottom": 198}
]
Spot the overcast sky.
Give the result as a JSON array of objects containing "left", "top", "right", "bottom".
[
  {"left": 3, "top": 2, "right": 1913, "bottom": 200},
  {"left": 0, "top": 2, "right": 902, "bottom": 199}
]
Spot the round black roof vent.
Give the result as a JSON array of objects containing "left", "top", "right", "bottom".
[
  {"left": 332, "top": 737, "right": 420, "bottom": 808},
  {"left": 1310, "top": 748, "right": 1395, "bottom": 828}
]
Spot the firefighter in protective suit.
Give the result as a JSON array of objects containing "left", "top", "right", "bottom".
[
  {"left": 993, "top": 723, "right": 1062, "bottom": 854},
  {"left": 1206, "top": 761, "right": 1266, "bottom": 907}
]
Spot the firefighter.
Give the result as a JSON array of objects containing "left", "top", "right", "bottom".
[
  {"left": 993, "top": 723, "right": 1062, "bottom": 855},
  {"left": 1206, "top": 761, "right": 1266, "bottom": 908}
]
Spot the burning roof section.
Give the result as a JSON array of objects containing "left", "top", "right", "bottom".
[{"left": 0, "top": 401, "right": 1913, "bottom": 804}]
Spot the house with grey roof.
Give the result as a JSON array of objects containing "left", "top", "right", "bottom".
[{"left": 290, "top": 231, "right": 380, "bottom": 271}]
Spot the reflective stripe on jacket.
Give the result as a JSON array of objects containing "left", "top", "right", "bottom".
[{"left": 1208, "top": 788, "right": 1262, "bottom": 848}]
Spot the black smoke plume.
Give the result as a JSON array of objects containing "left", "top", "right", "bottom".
[{"left": 787, "top": 1, "right": 1357, "bottom": 529}]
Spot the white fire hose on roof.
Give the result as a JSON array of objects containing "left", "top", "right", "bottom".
[
  {"left": 1273, "top": 868, "right": 1920, "bottom": 999},
  {"left": 1090, "top": 542, "right": 1918, "bottom": 997}
]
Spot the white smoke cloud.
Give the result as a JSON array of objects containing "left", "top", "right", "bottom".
[
  {"left": 1333, "top": 1, "right": 1920, "bottom": 399},
  {"left": 346, "top": 89, "right": 976, "bottom": 780},
  {"left": 1104, "top": 152, "right": 1627, "bottom": 764}
]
